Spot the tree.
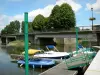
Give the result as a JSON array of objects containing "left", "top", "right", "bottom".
[
  {"left": 14, "top": 20, "right": 20, "bottom": 33},
  {"left": 28, "top": 22, "right": 33, "bottom": 33},
  {"left": 48, "top": 3, "right": 76, "bottom": 30},
  {"left": 21, "top": 21, "right": 33, "bottom": 33},
  {"left": 1, "top": 28, "right": 7, "bottom": 35},
  {"left": 32, "top": 14, "right": 46, "bottom": 31},
  {"left": 8, "top": 20, "right": 20, "bottom": 34},
  {"left": 21, "top": 21, "right": 24, "bottom": 33},
  {"left": 47, "top": 5, "right": 60, "bottom": 29},
  {"left": 1, "top": 20, "right": 20, "bottom": 34}
]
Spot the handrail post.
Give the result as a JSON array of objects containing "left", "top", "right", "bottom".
[{"left": 75, "top": 27, "right": 78, "bottom": 54}]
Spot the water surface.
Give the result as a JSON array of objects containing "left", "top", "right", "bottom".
[
  {"left": 0, "top": 46, "right": 46, "bottom": 75},
  {"left": 0, "top": 43, "right": 77, "bottom": 75}
]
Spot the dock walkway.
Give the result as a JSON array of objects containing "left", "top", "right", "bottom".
[
  {"left": 39, "top": 61, "right": 77, "bottom": 75},
  {"left": 84, "top": 50, "right": 100, "bottom": 75},
  {"left": 11, "top": 52, "right": 93, "bottom": 75},
  {"left": 39, "top": 52, "right": 93, "bottom": 75}
]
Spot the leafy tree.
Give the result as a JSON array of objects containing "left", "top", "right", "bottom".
[
  {"left": 14, "top": 20, "right": 20, "bottom": 33},
  {"left": 1, "top": 20, "right": 20, "bottom": 34},
  {"left": 1, "top": 28, "right": 7, "bottom": 35},
  {"left": 48, "top": 3, "right": 76, "bottom": 30},
  {"left": 47, "top": 5, "right": 60, "bottom": 29},
  {"left": 32, "top": 14, "right": 46, "bottom": 31},
  {"left": 28, "top": 22, "right": 33, "bottom": 33},
  {"left": 21, "top": 21, "right": 33, "bottom": 33},
  {"left": 43, "top": 17, "right": 49, "bottom": 31},
  {"left": 8, "top": 20, "right": 20, "bottom": 34},
  {"left": 21, "top": 21, "right": 24, "bottom": 33}
]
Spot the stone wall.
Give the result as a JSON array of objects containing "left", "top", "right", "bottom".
[{"left": 54, "top": 38, "right": 76, "bottom": 52}]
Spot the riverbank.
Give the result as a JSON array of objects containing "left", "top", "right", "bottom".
[{"left": 7, "top": 40, "right": 31, "bottom": 47}]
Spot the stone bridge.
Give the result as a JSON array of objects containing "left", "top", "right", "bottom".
[{"left": 0, "top": 31, "right": 100, "bottom": 45}]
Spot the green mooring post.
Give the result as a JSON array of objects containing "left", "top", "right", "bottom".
[
  {"left": 75, "top": 27, "right": 78, "bottom": 54},
  {"left": 24, "top": 12, "right": 29, "bottom": 75}
]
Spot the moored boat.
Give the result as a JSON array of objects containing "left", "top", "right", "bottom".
[
  {"left": 22, "top": 49, "right": 41, "bottom": 55},
  {"left": 17, "top": 58, "right": 56, "bottom": 68},
  {"left": 34, "top": 51, "right": 70, "bottom": 59},
  {"left": 34, "top": 45, "right": 70, "bottom": 59}
]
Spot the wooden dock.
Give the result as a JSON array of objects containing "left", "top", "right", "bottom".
[
  {"left": 39, "top": 61, "right": 78, "bottom": 75},
  {"left": 84, "top": 50, "right": 100, "bottom": 75}
]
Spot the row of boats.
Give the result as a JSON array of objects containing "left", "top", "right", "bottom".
[{"left": 11, "top": 45, "right": 97, "bottom": 69}]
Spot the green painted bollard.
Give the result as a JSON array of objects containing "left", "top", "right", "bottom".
[
  {"left": 24, "top": 12, "right": 29, "bottom": 75},
  {"left": 75, "top": 27, "right": 78, "bottom": 54}
]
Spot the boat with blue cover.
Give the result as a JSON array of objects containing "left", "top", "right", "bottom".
[{"left": 17, "top": 58, "right": 56, "bottom": 68}]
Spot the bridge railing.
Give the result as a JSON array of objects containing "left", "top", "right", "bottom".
[
  {"left": 78, "top": 26, "right": 92, "bottom": 31},
  {"left": 78, "top": 25, "right": 100, "bottom": 31},
  {"left": 42, "top": 26, "right": 93, "bottom": 32},
  {"left": 41, "top": 25, "right": 100, "bottom": 32}
]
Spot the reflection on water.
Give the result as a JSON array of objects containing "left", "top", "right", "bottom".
[
  {"left": 0, "top": 44, "right": 77, "bottom": 75},
  {"left": 0, "top": 46, "right": 25, "bottom": 75},
  {"left": 0, "top": 45, "right": 47, "bottom": 75}
]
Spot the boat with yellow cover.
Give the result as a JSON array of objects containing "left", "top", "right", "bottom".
[{"left": 22, "top": 49, "right": 41, "bottom": 55}]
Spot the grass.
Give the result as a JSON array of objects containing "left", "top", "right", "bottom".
[{"left": 7, "top": 40, "right": 25, "bottom": 47}]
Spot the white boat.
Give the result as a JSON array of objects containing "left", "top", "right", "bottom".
[
  {"left": 34, "top": 51, "right": 70, "bottom": 59},
  {"left": 34, "top": 45, "right": 70, "bottom": 59}
]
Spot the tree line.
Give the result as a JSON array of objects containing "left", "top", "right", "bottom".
[{"left": 1, "top": 3, "right": 76, "bottom": 35}]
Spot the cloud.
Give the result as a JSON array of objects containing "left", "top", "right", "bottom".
[
  {"left": 0, "top": 0, "right": 82, "bottom": 31},
  {"left": 28, "top": 4, "right": 54, "bottom": 21},
  {"left": 56, "top": 0, "right": 82, "bottom": 12},
  {"left": 86, "top": 0, "right": 100, "bottom": 13},
  {"left": 10, "top": 0, "right": 82, "bottom": 22},
  {"left": 9, "top": 14, "right": 24, "bottom": 22},
  {"left": 0, "top": 14, "right": 9, "bottom": 29}
]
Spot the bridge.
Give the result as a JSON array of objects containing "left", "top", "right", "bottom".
[{"left": 0, "top": 30, "right": 100, "bottom": 45}]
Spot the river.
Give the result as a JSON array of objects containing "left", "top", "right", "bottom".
[
  {"left": 0, "top": 42, "right": 90, "bottom": 75},
  {"left": 0, "top": 36, "right": 98, "bottom": 75},
  {"left": 0, "top": 45, "right": 49, "bottom": 75},
  {"left": 0, "top": 44, "right": 69, "bottom": 75}
]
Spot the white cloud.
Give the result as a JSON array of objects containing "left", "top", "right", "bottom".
[
  {"left": 0, "top": 15, "right": 9, "bottom": 29},
  {"left": 0, "top": 0, "right": 82, "bottom": 31},
  {"left": 86, "top": 0, "right": 100, "bottom": 13},
  {"left": 9, "top": 14, "right": 24, "bottom": 22},
  {"left": 56, "top": 0, "right": 82, "bottom": 12},
  {"left": 28, "top": 4, "right": 54, "bottom": 21},
  {"left": 10, "top": 0, "right": 82, "bottom": 22}
]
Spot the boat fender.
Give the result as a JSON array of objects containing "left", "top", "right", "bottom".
[{"left": 20, "top": 64, "right": 23, "bottom": 67}]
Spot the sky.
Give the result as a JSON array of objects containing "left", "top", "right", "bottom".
[{"left": 0, "top": 0, "right": 100, "bottom": 31}]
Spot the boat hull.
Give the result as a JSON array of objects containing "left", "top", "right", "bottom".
[
  {"left": 34, "top": 55, "right": 70, "bottom": 59},
  {"left": 34, "top": 51, "right": 70, "bottom": 59},
  {"left": 17, "top": 59, "right": 55, "bottom": 68}
]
